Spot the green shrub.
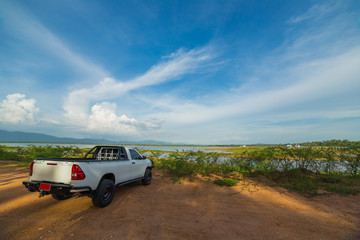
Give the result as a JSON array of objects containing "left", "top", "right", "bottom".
[
  {"left": 0, "top": 145, "right": 82, "bottom": 164},
  {"left": 171, "top": 177, "right": 184, "bottom": 184},
  {"left": 26, "top": 145, "right": 82, "bottom": 159},
  {"left": 0, "top": 147, "right": 19, "bottom": 161},
  {"left": 320, "top": 176, "right": 341, "bottom": 183},
  {"left": 323, "top": 186, "right": 359, "bottom": 195},
  {"left": 214, "top": 178, "right": 238, "bottom": 187},
  {"left": 146, "top": 148, "right": 360, "bottom": 195},
  {"left": 284, "top": 178, "right": 318, "bottom": 195}
]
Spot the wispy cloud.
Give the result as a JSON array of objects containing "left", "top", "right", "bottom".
[
  {"left": 141, "top": 2, "right": 360, "bottom": 134},
  {"left": 287, "top": 3, "right": 336, "bottom": 24},
  {"left": 273, "top": 1, "right": 357, "bottom": 67},
  {"left": 64, "top": 45, "right": 216, "bottom": 134},
  {"left": 146, "top": 44, "right": 360, "bottom": 125},
  {"left": 0, "top": 1, "right": 108, "bottom": 80}
]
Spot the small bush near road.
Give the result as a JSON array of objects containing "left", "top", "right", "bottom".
[{"left": 214, "top": 178, "right": 238, "bottom": 187}]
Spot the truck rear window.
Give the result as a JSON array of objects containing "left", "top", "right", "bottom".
[{"left": 98, "top": 148, "right": 127, "bottom": 160}]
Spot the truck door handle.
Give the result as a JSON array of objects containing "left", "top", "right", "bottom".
[{"left": 132, "top": 162, "right": 135, "bottom": 164}]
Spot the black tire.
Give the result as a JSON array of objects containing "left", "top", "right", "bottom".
[
  {"left": 51, "top": 193, "right": 73, "bottom": 200},
  {"left": 92, "top": 179, "right": 115, "bottom": 208},
  {"left": 142, "top": 168, "right": 152, "bottom": 185}
]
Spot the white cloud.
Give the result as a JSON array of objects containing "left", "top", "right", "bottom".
[
  {"left": 0, "top": 93, "right": 39, "bottom": 124},
  {"left": 87, "top": 102, "right": 162, "bottom": 135},
  {"left": 88, "top": 102, "right": 137, "bottom": 135}
]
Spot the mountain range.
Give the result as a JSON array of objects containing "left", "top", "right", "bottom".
[{"left": 0, "top": 130, "right": 172, "bottom": 145}]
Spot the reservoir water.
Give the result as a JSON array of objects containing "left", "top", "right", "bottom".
[{"left": 0, "top": 142, "right": 226, "bottom": 152}]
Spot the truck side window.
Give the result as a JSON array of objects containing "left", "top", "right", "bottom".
[{"left": 129, "top": 149, "right": 142, "bottom": 160}]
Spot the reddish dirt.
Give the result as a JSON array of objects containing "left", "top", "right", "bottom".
[{"left": 0, "top": 164, "right": 359, "bottom": 240}]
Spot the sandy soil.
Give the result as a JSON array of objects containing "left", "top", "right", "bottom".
[{"left": 0, "top": 164, "right": 359, "bottom": 240}]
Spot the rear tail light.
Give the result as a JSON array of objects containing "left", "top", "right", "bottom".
[
  {"left": 29, "top": 162, "right": 34, "bottom": 176},
  {"left": 71, "top": 164, "right": 86, "bottom": 180}
]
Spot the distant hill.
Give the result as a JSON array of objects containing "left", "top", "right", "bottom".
[{"left": 0, "top": 130, "right": 172, "bottom": 145}]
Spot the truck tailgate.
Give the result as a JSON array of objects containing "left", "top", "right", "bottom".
[{"left": 30, "top": 160, "right": 73, "bottom": 184}]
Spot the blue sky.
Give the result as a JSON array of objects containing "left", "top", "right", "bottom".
[{"left": 0, "top": 0, "right": 359, "bottom": 144}]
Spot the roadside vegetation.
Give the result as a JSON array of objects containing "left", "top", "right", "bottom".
[
  {"left": 1, "top": 140, "right": 359, "bottom": 196},
  {"left": 147, "top": 140, "right": 360, "bottom": 196},
  {"left": 0, "top": 145, "right": 83, "bottom": 166}
]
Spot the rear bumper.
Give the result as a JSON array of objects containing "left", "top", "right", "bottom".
[{"left": 23, "top": 181, "right": 91, "bottom": 195}]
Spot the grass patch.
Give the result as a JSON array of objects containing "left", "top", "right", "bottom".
[
  {"left": 284, "top": 179, "right": 318, "bottom": 195},
  {"left": 267, "top": 169, "right": 360, "bottom": 196},
  {"left": 171, "top": 177, "right": 184, "bottom": 184},
  {"left": 205, "top": 177, "right": 212, "bottom": 183},
  {"left": 320, "top": 176, "right": 341, "bottom": 184},
  {"left": 323, "top": 185, "right": 359, "bottom": 195},
  {"left": 214, "top": 178, "right": 238, "bottom": 187}
]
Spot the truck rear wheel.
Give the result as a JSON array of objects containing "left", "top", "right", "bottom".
[
  {"left": 51, "top": 193, "right": 73, "bottom": 200},
  {"left": 92, "top": 179, "right": 115, "bottom": 208}
]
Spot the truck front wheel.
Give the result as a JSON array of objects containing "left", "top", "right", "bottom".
[
  {"left": 92, "top": 179, "right": 115, "bottom": 208},
  {"left": 142, "top": 168, "right": 152, "bottom": 185}
]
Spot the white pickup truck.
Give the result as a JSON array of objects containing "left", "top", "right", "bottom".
[{"left": 23, "top": 145, "right": 154, "bottom": 207}]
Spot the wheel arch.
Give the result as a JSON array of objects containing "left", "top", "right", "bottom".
[{"left": 99, "top": 173, "right": 115, "bottom": 185}]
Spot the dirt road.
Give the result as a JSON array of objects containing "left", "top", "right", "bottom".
[{"left": 0, "top": 165, "right": 359, "bottom": 240}]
